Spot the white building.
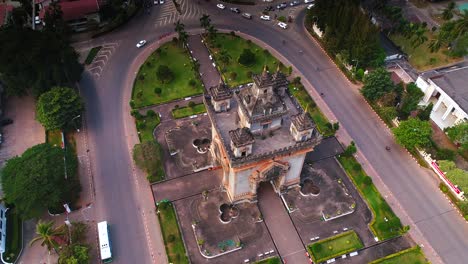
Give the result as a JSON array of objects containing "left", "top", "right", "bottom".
[{"left": 415, "top": 65, "right": 468, "bottom": 130}]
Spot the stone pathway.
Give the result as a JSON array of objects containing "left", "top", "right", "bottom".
[{"left": 257, "top": 183, "right": 310, "bottom": 264}]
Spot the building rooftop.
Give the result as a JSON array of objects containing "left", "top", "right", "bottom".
[
  {"left": 209, "top": 82, "right": 232, "bottom": 101},
  {"left": 229, "top": 127, "right": 254, "bottom": 147},
  {"left": 39, "top": 0, "right": 100, "bottom": 21},
  {"left": 291, "top": 112, "right": 315, "bottom": 132},
  {"left": 421, "top": 65, "right": 468, "bottom": 113}
]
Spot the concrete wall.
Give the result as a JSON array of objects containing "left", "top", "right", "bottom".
[{"left": 282, "top": 154, "right": 306, "bottom": 184}]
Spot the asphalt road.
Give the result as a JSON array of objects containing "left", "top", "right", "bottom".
[{"left": 76, "top": 2, "right": 468, "bottom": 263}]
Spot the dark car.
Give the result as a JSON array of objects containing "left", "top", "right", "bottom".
[
  {"left": 277, "top": 3, "right": 287, "bottom": 9},
  {"left": 264, "top": 6, "right": 275, "bottom": 11},
  {"left": 0, "top": 118, "right": 13, "bottom": 126},
  {"left": 230, "top": 7, "right": 240, "bottom": 13}
]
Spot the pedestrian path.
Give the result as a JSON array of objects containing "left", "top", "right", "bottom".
[
  {"left": 154, "top": 0, "right": 203, "bottom": 27},
  {"left": 257, "top": 183, "right": 310, "bottom": 264}
]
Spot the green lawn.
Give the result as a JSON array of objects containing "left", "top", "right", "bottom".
[
  {"left": 308, "top": 231, "right": 364, "bottom": 263},
  {"left": 135, "top": 110, "right": 161, "bottom": 143},
  {"left": 4, "top": 209, "right": 22, "bottom": 263},
  {"left": 369, "top": 246, "right": 428, "bottom": 264},
  {"left": 288, "top": 84, "right": 335, "bottom": 136},
  {"left": 157, "top": 202, "right": 189, "bottom": 264},
  {"left": 172, "top": 103, "right": 206, "bottom": 119},
  {"left": 85, "top": 46, "right": 102, "bottom": 65},
  {"left": 132, "top": 42, "right": 203, "bottom": 107},
  {"left": 255, "top": 257, "right": 281, "bottom": 264},
  {"left": 389, "top": 33, "right": 462, "bottom": 71},
  {"left": 338, "top": 156, "right": 405, "bottom": 240},
  {"left": 207, "top": 33, "right": 288, "bottom": 86}
]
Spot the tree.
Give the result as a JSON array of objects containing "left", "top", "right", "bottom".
[
  {"left": 442, "top": 2, "right": 456, "bottom": 21},
  {"left": 417, "top": 103, "right": 433, "bottom": 121},
  {"left": 154, "top": 87, "right": 162, "bottom": 95},
  {"left": 156, "top": 65, "right": 174, "bottom": 83},
  {"left": 397, "top": 83, "right": 424, "bottom": 120},
  {"left": 30, "top": 220, "right": 65, "bottom": 253},
  {"left": 59, "top": 245, "right": 90, "bottom": 264},
  {"left": 36, "top": 87, "right": 84, "bottom": 131},
  {"left": 361, "top": 68, "right": 395, "bottom": 101},
  {"left": 1, "top": 144, "right": 81, "bottom": 219},
  {"left": 199, "top": 14, "right": 211, "bottom": 31},
  {"left": 411, "top": 26, "right": 428, "bottom": 48},
  {"left": 0, "top": 27, "right": 83, "bottom": 97},
  {"left": 238, "top": 49, "right": 256, "bottom": 66},
  {"left": 445, "top": 122, "right": 468, "bottom": 151},
  {"left": 43, "top": 2, "right": 69, "bottom": 36},
  {"left": 174, "top": 20, "right": 188, "bottom": 46},
  {"left": 392, "top": 118, "right": 432, "bottom": 149},
  {"left": 218, "top": 49, "right": 231, "bottom": 65},
  {"left": 207, "top": 25, "right": 217, "bottom": 39}
]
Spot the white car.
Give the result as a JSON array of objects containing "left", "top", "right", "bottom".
[
  {"left": 304, "top": 0, "right": 314, "bottom": 3},
  {"left": 34, "top": 16, "right": 41, "bottom": 25},
  {"left": 136, "top": 40, "right": 147, "bottom": 48},
  {"left": 217, "top": 4, "right": 225, "bottom": 9},
  {"left": 307, "top": 3, "right": 315, "bottom": 9},
  {"left": 154, "top": 0, "right": 158, "bottom": 4},
  {"left": 277, "top": 22, "right": 288, "bottom": 29},
  {"left": 260, "top": 15, "right": 271, "bottom": 21},
  {"left": 159, "top": 0, "right": 164, "bottom": 3}
]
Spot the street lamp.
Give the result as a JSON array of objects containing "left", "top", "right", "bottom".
[{"left": 70, "top": 115, "right": 81, "bottom": 132}]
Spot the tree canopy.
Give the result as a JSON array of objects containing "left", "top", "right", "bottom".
[
  {"left": 445, "top": 122, "right": 468, "bottom": 151},
  {"left": 361, "top": 68, "right": 395, "bottom": 101},
  {"left": 307, "top": 0, "right": 385, "bottom": 68},
  {"left": 238, "top": 49, "right": 256, "bottom": 66},
  {"left": 392, "top": 118, "right": 432, "bottom": 149},
  {"left": 156, "top": 65, "right": 174, "bottom": 83},
  {"left": 1, "top": 144, "right": 81, "bottom": 219},
  {"left": 0, "top": 26, "right": 83, "bottom": 97},
  {"left": 36, "top": 87, "right": 84, "bottom": 131}
]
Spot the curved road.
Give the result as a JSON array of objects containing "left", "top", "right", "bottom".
[{"left": 77, "top": 2, "right": 468, "bottom": 263}]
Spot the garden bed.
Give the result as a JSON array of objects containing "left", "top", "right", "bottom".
[
  {"left": 3, "top": 209, "right": 22, "bottom": 263},
  {"left": 132, "top": 42, "right": 203, "bottom": 107},
  {"left": 307, "top": 230, "right": 364, "bottom": 263},
  {"left": 206, "top": 33, "right": 288, "bottom": 86},
  {"left": 288, "top": 84, "right": 335, "bottom": 136},
  {"left": 255, "top": 257, "right": 281, "bottom": 264},
  {"left": 338, "top": 156, "right": 405, "bottom": 240},
  {"left": 157, "top": 201, "right": 189, "bottom": 264},
  {"left": 84, "top": 46, "right": 102, "bottom": 65},
  {"left": 135, "top": 110, "right": 161, "bottom": 143},
  {"left": 369, "top": 246, "right": 428, "bottom": 264},
  {"left": 172, "top": 103, "right": 206, "bottom": 119}
]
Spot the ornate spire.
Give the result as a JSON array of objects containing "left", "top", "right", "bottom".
[{"left": 262, "top": 65, "right": 269, "bottom": 78}]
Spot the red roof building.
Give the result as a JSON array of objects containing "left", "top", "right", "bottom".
[{"left": 0, "top": 4, "right": 14, "bottom": 27}]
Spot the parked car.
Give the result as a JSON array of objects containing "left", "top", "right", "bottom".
[
  {"left": 230, "top": 7, "right": 240, "bottom": 13},
  {"left": 260, "top": 15, "right": 271, "bottom": 21},
  {"left": 290, "top": 1, "right": 300, "bottom": 6},
  {"left": 277, "top": 22, "right": 288, "bottom": 29},
  {"left": 304, "top": 0, "right": 314, "bottom": 3},
  {"left": 277, "top": 3, "right": 287, "bottom": 9},
  {"left": 154, "top": 0, "right": 158, "bottom": 4},
  {"left": 159, "top": 0, "right": 164, "bottom": 3},
  {"left": 242, "top": 13, "right": 252, "bottom": 19},
  {"left": 136, "top": 40, "right": 147, "bottom": 48},
  {"left": 217, "top": 4, "right": 225, "bottom": 9},
  {"left": 0, "top": 118, "right": 13, "bottom": 126},
  {"left": 264, "top": 6, "right": 275, "bottom": 11},
  {"left": 307, "top": 3, "right": 315, "bottom": 9}
]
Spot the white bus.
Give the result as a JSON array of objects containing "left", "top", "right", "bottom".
[{"left": 97, "top": 221, "right": 113, "bottom": 263}]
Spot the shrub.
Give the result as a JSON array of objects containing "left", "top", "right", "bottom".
[
  {"left": 146, "top": 110, "right": 156, "bottom": 117},
  {"left": 131, "top": 109, "right": 142, "bottom": 119},
  {"left": 332, "top": 122, "right": 340, "bottom": 131},
  {"left": 188, "top": 79, "right": 196, "bottom": 87},
  {"left": 263, "top": 49, "right": 270, "bottom": 55},
  {"left": 188, "top": 101, "right": 196, "bottom": 108},
  {"left": 154, "top": 87, "right": 162, "bottom": 95},
  {"left": 156, "top": 65, "right": 174, "bottom": 83},
  {"left": 138, "top": 75, "right": 145, "bottom": 81},
  {"left": 230, "top": 72, "right": 237, "bottom": 80},
  {"left": 363, "top": 176, "right": 373, "bottom": 186},
  {"left": 238, "top": 49, "right": 256, "bottom": 66},
  {"left": 230, "top": 31, "right": 236, "bottom": 36},
  {"left": 137, "top": 122, "right": 146, "bottom": 130},
  {"left": 293, "top": 76, "right": 301, "bottom": 85},
  {"left": 355, "top": 68, "right": 365, "bottom": 81},
  {"left": 129, "top": 100, "right": 135, "bottom": 108},
  {"left": 436, "top": 148, "right": 456, "bottom": 161},
  {"left": 278, "top": 16, "right": 286, "bottom": 22},
  {"left": 288, "top": 66, "right": 293, "bottom": 75},
  {"left": 167, "top": 234, "right": 176, "bottom": 243},
  {"left": 344, "top": 141, "right": 357, "bottom": 156},
  {"left": 247, "top": 71, "right": 253, "bottom": 78}
]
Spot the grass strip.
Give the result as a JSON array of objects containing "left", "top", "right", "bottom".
[
  {"left": 307, "top": 230, "right": 364, "bottom": 263},
  {"left": 172, "top": 104, "right": 206, "bottom": 119},
  {"left": 157, "top": 202, "right": 189, "bottom": 264},
  {"left": 338, "top": 156, "right": 405, "bottom": 240},
  {"left": 369, "top": 246, "right": 428, "bottom": 264}
]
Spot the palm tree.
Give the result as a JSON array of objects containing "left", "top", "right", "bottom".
[
  {"left": 429, "top": 37, "right": 444, "bottom": 52},
  {"left": 411, "top": 27, "right": 428, "bottom": 47},
  {"left": 442, "top": 2, "right": 456, "bottom": 21},
  {"left": 199, "top": 14, "right": 211, "bottom": 31},
  {"left": 30, "top": 220, "right": 65, "bottom": 253},
  {"left": 453, "top": 10, "right": 468, "bottom": 38},
  {"left": 174, "top": 20, "right": 188, "bottom": 47},
  {"left": 207, "top": 25, "right": 218, "bottom": 40}
]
